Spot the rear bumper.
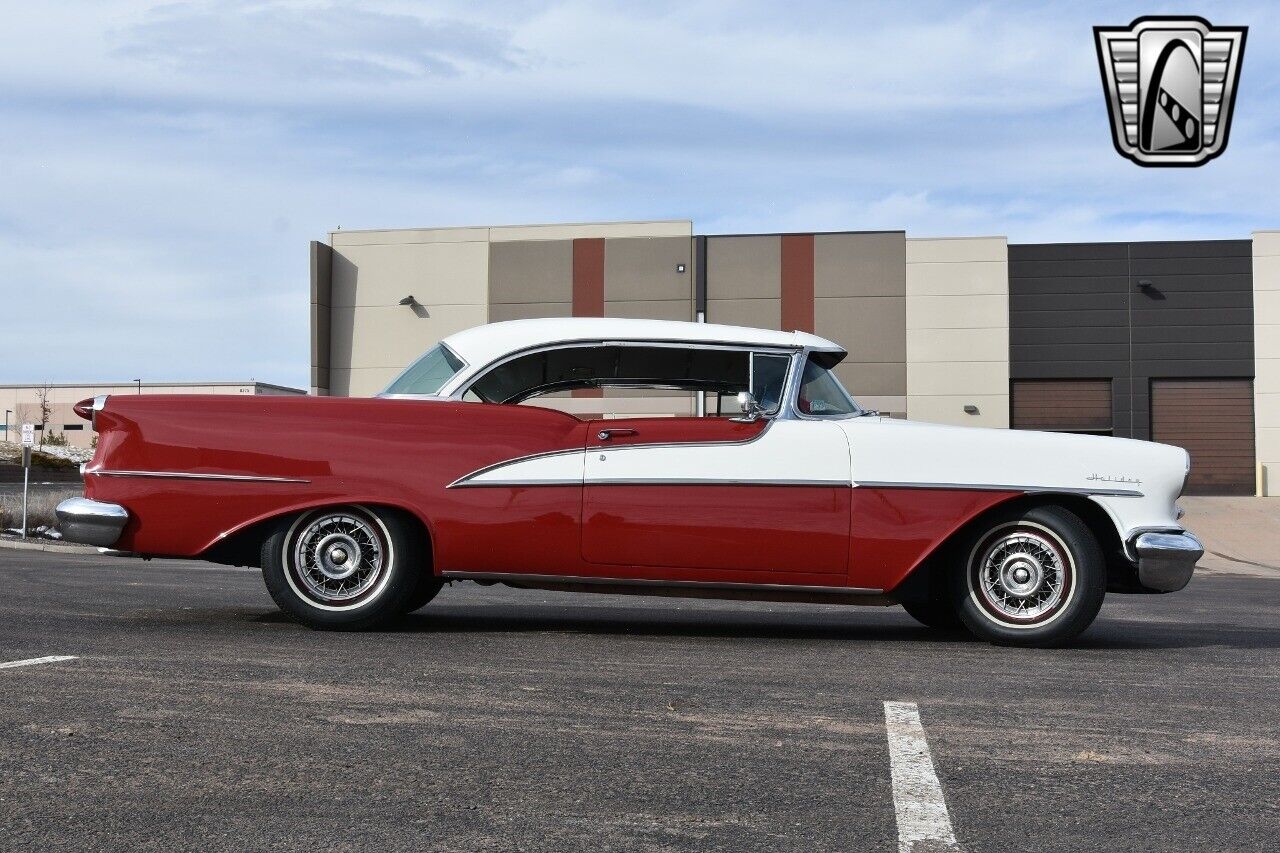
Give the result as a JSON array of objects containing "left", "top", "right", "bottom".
[
  {"left": 56, "top": 498, "right": 129, "bottom": 547},
  {"left": 1131, "top": 530, "right": 1203, "bottom": 592}
]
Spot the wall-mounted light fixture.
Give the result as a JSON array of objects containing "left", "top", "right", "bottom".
[
  {"left": 1137, "top": 279, "right": 1154, "bottom": 291},
  {"left": 399, "top": 295, "right": 418, "bottom": 306},
  {"left": 676, "top": 263, "right": 686, "bottom": 274},
  {"left": 963, "top": 404, "right": 979, "bottom": 415},
  {"left": 399, "top": 295, "right": 430, "bottom": 318}
]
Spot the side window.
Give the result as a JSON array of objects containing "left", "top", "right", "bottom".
[{"left": 750, "top": 353, "right": 790, "bottom": 414}]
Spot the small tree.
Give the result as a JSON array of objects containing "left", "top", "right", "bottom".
[{"left": 35, "top": 383, "right": 53, "bottom": 447}]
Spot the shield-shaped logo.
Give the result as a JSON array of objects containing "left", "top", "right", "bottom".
[{"left": 1095, "top": 16, "right": 1247, "bottom": 167}]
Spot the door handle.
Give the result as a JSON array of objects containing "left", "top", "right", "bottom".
[{"left": 596, "top": 428, "right": 638, "bottom": 441}]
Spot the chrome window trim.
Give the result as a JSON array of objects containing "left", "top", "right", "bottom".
[
  {"left": 448, "top": 339, "right": 800, "bottom": 410},
  {"left": 785, "top": 347, "right": 865, "bottom": 421},
  {"left": 378, "top": 342, "right": 469, "bottom": 398},
  {"left": 90, "top": 470, "right": 311, "bottom": 484}
]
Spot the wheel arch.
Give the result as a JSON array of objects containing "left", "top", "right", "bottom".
[
  {"left": 200, "top": 500, "right": 437, "bottom": 573},
  {"left": 892, "top": 492, "right": 1127, "bottom": 601}
]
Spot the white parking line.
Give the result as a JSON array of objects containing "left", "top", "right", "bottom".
[
  {"left": 0, "top": 655, "right": 79, "bottom": 670},
  {"left": 884, "top": 701, "right": 960, "bottom": 852}
]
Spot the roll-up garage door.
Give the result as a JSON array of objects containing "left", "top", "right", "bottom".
[
  {"left": 1011, "top": 379, "right": 1112, "bottom": 434},
  {"left": 1151, "top": 379, "right": 1255, "bottom": 495}
]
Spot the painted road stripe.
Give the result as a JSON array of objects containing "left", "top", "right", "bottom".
[
  {"left": 0, "top": 655, "right": 79, "bottom": 670},
  {"left": 885, "top": 701, "right": 960, "bottom": 852}
]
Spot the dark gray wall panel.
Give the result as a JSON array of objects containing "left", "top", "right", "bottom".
[{"left": 1009, "top": 240, "right": 1254, "bottom": 447}]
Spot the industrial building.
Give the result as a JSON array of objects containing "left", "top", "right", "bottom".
[
  {"left": 0, "top": 381, "right": 305, "bottom": 449},
  {"left": 309, "top": 221, "right": 1280, "bottom": 496}
]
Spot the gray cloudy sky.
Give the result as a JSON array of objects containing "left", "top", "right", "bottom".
[{"left": 3, "top": 1, "right": 1277, "bottom": 388}]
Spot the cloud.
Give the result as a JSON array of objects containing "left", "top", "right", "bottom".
[{"left": 0, "top": 1, "right": 1278, "bottom": 386}]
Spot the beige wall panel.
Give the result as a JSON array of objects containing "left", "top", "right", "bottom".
[
  {"left": 1254, "top": 231, "right": 1280, "bottom": 493},
  {"left": 490, "top": 221, "right": 691, "bottom": 242},
  {"left": 604, "top": 299, "right": 692, "bottom": 321},
  {"left": 907, "top": 327, "right": 1008, "bottom": 363},
  {"left": 706, "top": 298, "right": 781, "bottom": 330},
  {"left": 813, "top": 296, "right": 905, "bottom": 362},
  {"left": 332, "top": 304, "right": 488, "bottom": 371},
  {"left": 329, "top": 367, "right": 404, "bottom": 398},
  {"left": 834, "top": 362, "right": 905, "bottom": 397},
  {"left": 330, "top": 240, "right": 489, "bottom": 308},
  {"left": 856, "top": 395, "right": 907, "bottom": 415},
  {"left": 489, "top": 240, "right": 573, "bottom": 304},
  {"left": 813, "top": 232, "right": 905, "bottom": 297},
  {"left": 706, "top": 236, "right": 781, "bottom": 300},
  {"left": 906, "top": 261, "right": 1008, "bottom": 297},
  {"left": 908, "top": 362, "right": 1009, "bottom": 396},
  {"left": 906, "top": 236, "right": 1006, "bottom": 264},
  {"left": 907, "top": 294, "right": 1009, "bottom": 329},
  {"left": 331, "top": 227, "right": 490, "bottom": 247},
  {"left": 906, "top": 395, "right": 1009, "bottom": 428},
  {"left": 604, "top": 237, "right": 693, "bottom": 302},
  {"left": 489, "top": 302, "right": 573, "bottom": 322}
]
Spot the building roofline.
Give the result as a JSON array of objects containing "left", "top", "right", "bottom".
[{"left": 0, "top": 381, "right": 306, "bottom": 393}]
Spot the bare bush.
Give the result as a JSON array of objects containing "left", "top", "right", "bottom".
[{"left": 0, "top": 488, "right": 81, "bottom": 533}]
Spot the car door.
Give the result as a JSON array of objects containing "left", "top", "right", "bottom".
[{"left": 581, "top": 415, "right": 852, "bottom": 583}]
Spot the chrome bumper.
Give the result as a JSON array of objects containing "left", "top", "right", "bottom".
[
  {"left": 55, "top": 497, "right": 129, "bottom": 547},
  {"left": 1132, "top": 531, "right": 1203, "bottom": 592}
]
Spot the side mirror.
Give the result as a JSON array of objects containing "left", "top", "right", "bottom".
[{"left": 733, "top": 391, "right": 765, "bottom": 422}]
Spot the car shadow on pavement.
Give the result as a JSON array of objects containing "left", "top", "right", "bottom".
[{"left": 365, "top": 608, "right": 1280, "bottom": 650}]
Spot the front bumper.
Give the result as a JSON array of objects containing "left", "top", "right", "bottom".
[
  {"left": 55, "top": 498, "right": 129, "bottom": 547},
  {"left": 1131, "top": 530, "right": 1203, "bottom": 592}
]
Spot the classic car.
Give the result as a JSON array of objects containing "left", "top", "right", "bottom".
[{"left": 56, "top": 318, "right": 1202, "bottom": 646}]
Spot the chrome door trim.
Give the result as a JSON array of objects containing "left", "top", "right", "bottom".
[
  {"left": 90, "top": 470, "right": 311, "bottom": 484},
  {"left": 441, "top": 571, "right": 883, "bottom": 595},
  {"left": 853, "top": 480, "right": 1144, "bottom": 498}
]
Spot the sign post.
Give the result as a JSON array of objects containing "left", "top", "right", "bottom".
[{"left": 20, "top": 424, "right": 34, "bottom": 540}]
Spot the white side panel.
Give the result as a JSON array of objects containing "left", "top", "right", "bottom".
[
  {"left": 584, "top": 420, "right": 851, "bottom": 485},
  {"left": 454, "top": 450, "right": 585, "bottom": 487}
]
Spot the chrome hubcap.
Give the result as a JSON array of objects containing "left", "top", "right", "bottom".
[
  {"left": 978, "top": 531, "right": 1067, "bottom": 620},
  {"left": 292, "top": 513, "right": 384, "bottom": 603}
]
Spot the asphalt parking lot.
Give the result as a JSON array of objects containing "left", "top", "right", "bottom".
[{"left": 1, "top": 547, "right": 1277, "bottom": 852}]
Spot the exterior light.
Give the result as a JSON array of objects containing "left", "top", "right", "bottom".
[
  {"left": 399, "top": 295, "right": 418, "bottom": 306},
  {"left": 963, "top": 404, "right": 979, "bottom": 415},
  {"left": 676, "top": 264, "right": 686, "bottom": 274}
]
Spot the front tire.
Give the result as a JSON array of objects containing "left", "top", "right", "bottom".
[
  {"left": 950, "top": 505, "right": 1105, "bottom": 647},
  {"left": 261, "top": 505, "right": 427, "bottom": 630}
]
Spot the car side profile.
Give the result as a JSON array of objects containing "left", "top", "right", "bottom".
[{"left": 57, "top": 318, "right": 1202, "bottom": 646}]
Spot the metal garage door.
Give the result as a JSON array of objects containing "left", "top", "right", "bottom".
[
  {"left": 1012, "top": 379, "right": 1112, "bottom": 434},
  {"left": 1151, "top": 379, "right": 1255, "bottom": 495}
]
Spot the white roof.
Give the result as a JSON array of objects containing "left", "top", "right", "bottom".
[{"left": 440, "top": 318, "right": 844, "bottom": 368}]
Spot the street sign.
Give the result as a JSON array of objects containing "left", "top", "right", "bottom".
[{"left": 20, "top": 423, "right": 34, "bottom": 447}]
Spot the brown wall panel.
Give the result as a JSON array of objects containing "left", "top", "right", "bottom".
[
  {"left": 780, "top": 234, "right": 815, "bottom": 333},
  {"left": 572, "top": 238, "right": 605, "bottom": 318},
  {"left": 489, "top": 240, "right": 573, "bottom": 304}
]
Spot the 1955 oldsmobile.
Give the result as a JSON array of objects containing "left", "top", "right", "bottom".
[{"left": 57, "top": 318, "right": 1202, "bottom": 646}]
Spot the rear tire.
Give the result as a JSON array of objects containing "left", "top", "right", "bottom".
[
  {"left": 261, "top": 505, "right": 428, "bottom": 630},
  {"left": 950, "top": 504, "right": 1106, "bottom": 647}
]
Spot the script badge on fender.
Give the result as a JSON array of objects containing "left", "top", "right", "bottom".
[{"left": 1094, "top": 16, "right": 1246, "bottom": 167}]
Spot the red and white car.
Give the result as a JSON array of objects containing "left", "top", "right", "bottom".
[{"left": 57, "top": 318, "right": 1201, "bottom": 646}]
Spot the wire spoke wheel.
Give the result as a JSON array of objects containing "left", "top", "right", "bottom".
[
  {"left": 968, "top": 522, "right": 1075, "bottom": 627},
  {"left": 288, "top": 510, "right": 388, "bottom": 607}
]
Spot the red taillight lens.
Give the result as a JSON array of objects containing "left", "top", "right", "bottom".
[{"left": 73, "top": 398, "right": 94, "bottom": 421}]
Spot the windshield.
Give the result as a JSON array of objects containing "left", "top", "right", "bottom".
[
  {"left": 797, "top": 356, "right": 861, "bottom": 416},
  {"left": 383, "top": 344, "right": 465, "bottom": 396}
]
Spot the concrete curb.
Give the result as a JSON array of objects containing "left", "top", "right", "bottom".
[{"left": 0, "top": 537, "right": 96, "bottom": 555}]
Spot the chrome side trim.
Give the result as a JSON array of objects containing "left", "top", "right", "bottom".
[
  {"left": 442, "top": 571, "right": 883, "bottom": 596},
  {"left": 91, "top": 470, "right": 310, "bottom": 484},
  {"left": 588, "top": 478, "right": 851, "bottom": 487},
  {"left": 853, "top": 480, "right": 1144, "bottom": 498},
  {"left": 91, "top": 394, "right": 109, "bottom": 429},
  {"left": 447, "top": 422, "right": 778, "bottom": 489},
  {"left": 56, "top": 498, "right": 129, "bottom": 547},
  {"left": 447, "top": 447, "right": 585, "bottom": 489}
]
